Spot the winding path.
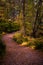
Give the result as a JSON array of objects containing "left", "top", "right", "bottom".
[{"left": 1, "top": 33, "right": 43, "bottom": 65}]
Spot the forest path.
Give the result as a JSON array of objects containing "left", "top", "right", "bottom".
[{"left": 2, "top": 33, "right": 43, "bottom": 65}]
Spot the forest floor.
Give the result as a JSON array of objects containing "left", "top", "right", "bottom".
[{"left": 1, "top": 33, "right": 43, "bottom": 65}]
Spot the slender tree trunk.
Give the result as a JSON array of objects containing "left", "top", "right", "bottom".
[
  {"left": 33, "top": 0, "right": 42, "bottom": 38},
  {"left": 22, "top": 0, "right": 26, "bottom": 35}
]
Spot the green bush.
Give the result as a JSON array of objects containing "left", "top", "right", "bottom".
[
  {"left": 0, "top": 19, "right": 20, "bottom": 33},
  {"left": 0, "top": 34, "right": 6, "bottom": 57},
  {"left": 22, "top": 37, "right": 28, "bottom": 42},
  {"left": 27, "top": 42, "right": 33, "bottom": 47},
  {"left": 34, "top": 41, "right": 43, "bottom": 49},
  {"left": 16, "top": 39, "right": 23, "bottom": 44},
  {"left": 13, "top": 32, "right": 28, "bottom": 44},
  {"left": 24, "top": 41, "right": 35, "bottom": 48},
  {"left": 13, "top": 32, "right": 23, "bottom": 44},
  {"left": 25, "top": 40, "right": 43, "bottom": 50}
]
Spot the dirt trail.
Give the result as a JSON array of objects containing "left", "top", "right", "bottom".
[{"left": 1, "top": 33, "right": 43, "bottom": 65}]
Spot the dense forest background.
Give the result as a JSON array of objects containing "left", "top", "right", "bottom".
[
  {"left": 0, "top": 0, "right": 43, "bottom": 57},
  {"left": 0, "top": 0, "right": 43, "bottom": 37},
  {"left": 0, "top": 1, "right": 43, "bottom": 65}
]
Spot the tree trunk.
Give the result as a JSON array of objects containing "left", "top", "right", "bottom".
[
  {"left": 33, "top": 0, "right": 42, "bottom": 38},
  {"left": 22, "top": 0, "right": 26, "bottom": 35}
]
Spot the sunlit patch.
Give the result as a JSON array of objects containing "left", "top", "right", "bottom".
[
  {"left": 31, "top": 46, "right": 35, "bottom": 49},
  {"left": 21, "top": 42, "right": 28, "bottom": 46},
  {"left": 2, "top": 32, "right": 6, "bottom": 35}
]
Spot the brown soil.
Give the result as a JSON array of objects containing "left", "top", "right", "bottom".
[{"left": 1, "top": 33, "right": 43, "bottom": 65}]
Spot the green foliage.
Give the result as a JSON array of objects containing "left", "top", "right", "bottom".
[
  {"left": 0, "top": 34, "right": 6, "bottom": 57},
  {"left": 26, "top": 39, "right": 43, "bottom": 50},
  {"left": 34, "top": 41, "right": 43, "bottom": 50},
  {"left": 0, "top": 19, "right": 20, "bottom": 33},
  {"left": 23, "top": 21, "right": 33, "bottom": 36},
  {"left": 13, "top": 32, "right": 28, "bottom": 44},
  {"left": 13, "top": 32, "right": 23, "bottom": 44},
  {"left": 13, "top": 32, "right": 43, "bottom": 50},
  {"left": 26, "top": 42, "right": 34, "bottom": 47}
]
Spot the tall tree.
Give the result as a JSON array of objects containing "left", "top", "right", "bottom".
[
  {"left": 33, "top": 0, "right": 42, "bottom": 37},
  {"left": 21, "top": 0, "right": 26, "bottom": 35}
]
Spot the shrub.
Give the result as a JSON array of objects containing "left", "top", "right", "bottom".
[
  {"left": 13, "top": 32, "right": 28, "bottom": 44},
  {"left": 13, "top": 32, "right": 43, "bottom": 50},
  {"left": 24, "top": 41, "right": 34, "bottom": 47},
  {"left": 0, "top": 34, "right": 6, "bottom": 57},
  {"left": 27, "top": 42, "right": 34, "bottom": 47},
  {"left": 16, "top": 39, "right": 23, "bottom": 44},
  {"left": 22, "top": 37, "right": 28, "bottom": 42},
  {"left": 34, "top": 41, "right": 43, "bottom": 50},
  {"left": 21, "top": 42, "right": 28, "bottom": 46},
  {"left": 25, "top": 39, "right": 43, "bottom": 50},
  {"left": 0, "top": 19, "right": 20, "bottom": 33},
  {"left": 13, "top": 32, "right": 23, "bottom": 44},
  {"left": 12, "top": 22, "right": 20, "bottom": 32}
]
